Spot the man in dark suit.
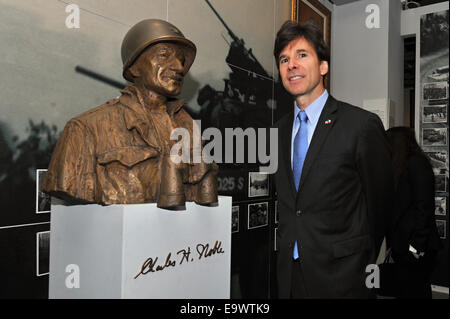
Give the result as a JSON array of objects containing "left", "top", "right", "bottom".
[{"left": 273, "top": 20, "right": 394, "bottom": 298}]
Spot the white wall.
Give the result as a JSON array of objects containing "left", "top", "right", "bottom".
[
  {"left": 330, "top": 0, "right": 404, "bottom": 127},
  {"left": 331, "top": 0, "right": 390, "bottom": 106}
]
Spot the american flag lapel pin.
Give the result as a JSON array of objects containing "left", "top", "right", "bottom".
[{"left": 325, "top": 119, "right": 332, "bottom": 125}]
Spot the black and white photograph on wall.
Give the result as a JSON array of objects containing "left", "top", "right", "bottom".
[
  {"left": 435, "top": 196, "right": 447, "bottom": 216},
  {"left": 248, "top": 172, "right": 269, "bottom": 198},
  {"left": 232, "top": 206, "right": 239, "bottom": 233},
  {"left": 426, "top": 151, "right": 448, "bottom": 176},
  {"left": 274, "top": 200, "right": 278, "bottom": 224},
  {"left": 36, "top": 169, "right": 50, "bottom": 214},
  {"left": 436, "top": 220, "right": 446, "bottom": 239},
  {"left": 36, "top": 231, "right": 50, "bottom": 276},
  {"left": 435, "top": 175, "right": 447, "bottom": 193},
  {"left": 248, "top": 202, "right": 268, "bottom": 230},
  {"left": 420, "top": 8, "right": 449, "bottom": 294},
  {"left": 422, "top": 105, "right": 448, "bottom": 123},
  {"left": 422, "top": 82, "right": 448, "bottom": 101},
  {"left": 422, "top": 127, "right": 447, "bottom": 146}
]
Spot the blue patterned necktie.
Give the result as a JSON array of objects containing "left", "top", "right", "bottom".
[
  {"left": 292, "top": 110, "right": 308, "bottom": 259},
  {"left": 293, "top": 110, "right": 308, "bottom": 190}
]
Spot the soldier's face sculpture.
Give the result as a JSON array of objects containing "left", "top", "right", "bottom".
[{"left": 131, "top": 42, "right": 186, "bottom": 97}]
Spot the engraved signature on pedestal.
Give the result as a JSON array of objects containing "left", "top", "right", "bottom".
[
  {"left": 196, "top": 240, "right": 224, "bottom": 259},
  {"left": 134, "top": 240, "right": 225, "bottom": 279},
  {"left": 134, "top": 253, "right": 176, "bottom": 279}
]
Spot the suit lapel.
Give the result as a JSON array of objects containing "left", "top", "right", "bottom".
[
  {"left": 298, "top": 96, "right": 338, "bottom": 191},
  {"left": 279, "top": 111, "right": 298, "bottom": 197}
]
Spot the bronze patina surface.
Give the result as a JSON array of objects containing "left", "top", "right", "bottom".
[{"left": 42, "top": 20, "right": 218, "bottom": 209}]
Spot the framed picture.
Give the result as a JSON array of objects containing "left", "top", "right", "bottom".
[
  {"left": 291, "top": 0, "right": 331, "bottom": 90},
  {"left": 436, "top": 220, "right": 446, "bottom": 239},
  {"left": 232, "top": 206, "right": 239, "bottom": 233},
  {"left": 422, "top": 104, "right": 448, "bottom": 124},
  {"left": 422, "top": 82, "right": 448, "bottom": 101},
  {"left": 248, "top": 202, "right": 269, "bottom": 230},
  {"left": 435, "top": 175, "right": 447, "bottom": 193},
  {"left": 425, "top": 151, "right": 448, "bottom": 176},
  {"left": 36, "top": 169, "right": 51, "bottom": 214},
  {"left": 422, "top": 127, "right": 447, "bottom": 147},
  {"left": 36, "top": 231, "right": 50, "bottom": 276},
  {"left": 435, "top": 196, "right": 446, "bottom": 216},
  {"left": 248, "top": 172, "right": 269, "bottom": 198}
]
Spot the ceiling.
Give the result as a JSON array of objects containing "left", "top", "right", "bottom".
[
  {"left": 328, "top": 0, "right": 448, "bottom": 7},
  {"left": 411, "top": 0, "right": 449, "bottom": 6}
]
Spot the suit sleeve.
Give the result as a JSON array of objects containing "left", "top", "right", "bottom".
[
  {"left": 356, "top": 113, "right": 395, "bottom": 252},
  {"left": 407, "top": 155, "right": 435, "bottom": 252}
]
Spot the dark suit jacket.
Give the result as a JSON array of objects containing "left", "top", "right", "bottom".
[
  {"left": 274, "top": 95, "right": 394, "bottom": 298},
  {"left": 387, "top": 153, "right": 442, "bottom": 257}
]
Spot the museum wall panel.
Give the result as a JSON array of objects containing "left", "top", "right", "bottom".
[{"left": 418, "top": 6, "right": 449, "bottom": 289}]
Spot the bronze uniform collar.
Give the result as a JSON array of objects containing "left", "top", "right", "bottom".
[{"left": 120, "top": 85, "right": 185, "bottom": 116}]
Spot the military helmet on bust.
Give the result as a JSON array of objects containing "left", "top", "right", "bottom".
[{"left": 121, "top": 19, "right": 196, "bottom": 82}]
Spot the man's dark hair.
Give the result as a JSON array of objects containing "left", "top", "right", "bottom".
[{"left": 274, "top": 20, "right": 330, "bottom": 69}]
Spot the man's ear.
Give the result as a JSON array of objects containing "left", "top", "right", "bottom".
[
  {"left": 128, "top": 61, "right": 140, "bottom": 79},
  {"left": 319, "top": 60, "right": 329, "bottom": 76}
]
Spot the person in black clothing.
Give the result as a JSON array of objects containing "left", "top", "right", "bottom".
[{"left": 386, "top": 126, "right": 442, "bottom": 299}]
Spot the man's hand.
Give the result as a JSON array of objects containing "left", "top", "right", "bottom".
[{"left": 409, "top": 245, "right": 425, "bottom": 259}]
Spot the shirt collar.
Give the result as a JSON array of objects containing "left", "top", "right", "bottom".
[{"left": 293, "top": 89, "right": 329, "bottom": 126}]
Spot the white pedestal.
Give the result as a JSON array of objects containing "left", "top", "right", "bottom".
[{"left": 48, "top": 196, "right": 232, "bottom": 299}]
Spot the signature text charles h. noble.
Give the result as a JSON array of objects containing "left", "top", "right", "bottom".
[{"left": 134, "top": 240, "right": 224, "bottom": 279}]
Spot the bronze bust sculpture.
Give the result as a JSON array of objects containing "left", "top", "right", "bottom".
[{"left": 42, "top": 19, "right": 218, "bottom": 209}]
